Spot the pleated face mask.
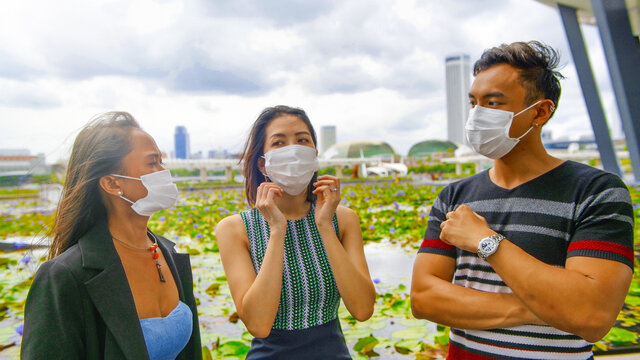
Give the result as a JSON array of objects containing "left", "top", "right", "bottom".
[
  {"left": 262, "top": 145, "right": 319, "bottom": 195},
  {"left": 112, "top": 169, "right": 179, "bottom": 216},
  {"left": 465, "top": 100, "right": 541, "bottom": 159}
]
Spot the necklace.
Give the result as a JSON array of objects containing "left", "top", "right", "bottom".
[{"left": 112, "top": 230, "right": 166, "bottom": 283}]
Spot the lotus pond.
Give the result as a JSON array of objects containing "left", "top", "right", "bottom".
[{"left": 1, "top": 181, "right": 640, "bottom": 359}]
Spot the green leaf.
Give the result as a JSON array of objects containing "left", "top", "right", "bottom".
[
  {"left": 353, "top": 335, "right": 379, "bottom": 354},
  {"left": 218, "top": 340, "right": 250, "bottom": 356},
  {"left": 391, "top": 326, "right": 430, "bottom": 339},
  {"left": 603, "top": 327, "right": 637, "bottom": 345},
  {"left": 202, "top": 345, "right": 213, "bottom": 360},
  {"left": 394, "top": 339, "right": 424, "bottom": 354}
]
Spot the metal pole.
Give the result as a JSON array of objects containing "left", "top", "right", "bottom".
[
  {"left": 558, "top": 4, "right": 622, "bottom": 176},
  {"left": 591, "top": 0, "right": 640, "bottom": 181}
]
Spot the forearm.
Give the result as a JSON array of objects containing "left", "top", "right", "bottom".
[
  {"left": 411, "top": 273, "right": 542, "bottom": 329},
  {"left": 317, "top": 224, "right": 375, "bottom": 321},
  {"left": 239, "top": 229, "right": 286, "bottom": 337},
  {"left": 488, "top": 240, "right": 629, "bottom": 342}
]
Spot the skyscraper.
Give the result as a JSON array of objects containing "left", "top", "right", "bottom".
[
  {"left": 320, "top": 125, "right": 336, "bottom": 155},
  {"left": 445, "top": 54, "right": 471, "bottom": 146},
  {"left": 174, "top": 126, "right": 190, "bottom": 159}
]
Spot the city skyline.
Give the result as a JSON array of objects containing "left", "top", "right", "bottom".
[{"left": 0, "top": 0, "right": 626, "bottom": 163}]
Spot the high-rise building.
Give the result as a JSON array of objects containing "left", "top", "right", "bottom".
[
  {"left": 445, "top": 54, "right": 471, "bottom": 146},
  {"left": 174, "top": 126, "right": 190, "bottom": 159},
  {"left": 320, "top": 125, "right": 336, "bottom": 155}
]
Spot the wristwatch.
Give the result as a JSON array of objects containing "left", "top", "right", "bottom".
[{"left": 477, "top": 234, "right": 505, "bottom": 259}]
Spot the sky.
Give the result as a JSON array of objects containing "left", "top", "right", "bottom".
[{"left": 0, "top": 0, "right": 624, "bottom": 163}]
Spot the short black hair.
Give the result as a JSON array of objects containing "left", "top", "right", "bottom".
[{"left": 473, "top": 41, "right": 564, "bottom": 116}]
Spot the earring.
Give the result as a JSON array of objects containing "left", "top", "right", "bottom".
[{"left": 118, "top": 191, "right": 122, "bottom": 195}]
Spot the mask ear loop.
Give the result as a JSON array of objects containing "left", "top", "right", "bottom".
[
  {"left": 513, "top": 100, "right": 543, "bottom": 118},
  {"left": 513, "top": 100, "right": 544, "bottom": 140},
  {"left": 111, "top": 175, "right": 137, "bottom": 204}
]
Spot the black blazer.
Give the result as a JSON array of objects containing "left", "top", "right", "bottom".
[{"left": 21, "top": 221, "right": 202, "bottom": 360}]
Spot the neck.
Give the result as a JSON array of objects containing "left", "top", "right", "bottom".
[
  {"left": 490, "top": 137, "right": 564, "bottom": 189},
  {"left": 107, "top": 206, "right": 152, "bottom": 248},
  {"left": 274, "top": 191, "right": 312, "bottom": 220}
]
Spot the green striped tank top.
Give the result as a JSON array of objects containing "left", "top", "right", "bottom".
[{"left": 240, "top": 205, "right": 341, "bottom": 330}]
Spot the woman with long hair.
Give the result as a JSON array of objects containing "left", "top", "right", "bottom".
[
  {"left": 21, "top": 112, "right": 201, "bottom": 360},
  {"left": 216, "top": 105, "right": 375, "bottom": 359}
]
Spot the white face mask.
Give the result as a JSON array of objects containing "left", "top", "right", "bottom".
[
  {"left": 465, "top": 100, "right": 542, "bottom": 159},
  {"left": 111, "top": 169, "right": 179, "bottom": 216},
  {"left": 262, "top": 145, "right": 319, "bottom": 196}
]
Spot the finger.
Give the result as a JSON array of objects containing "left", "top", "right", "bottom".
[
  {"left": 439, "top": 230, "right": 449, "bottom": 243},
  {"left": 445, "top": 211, "right": 453, "bottom": 220},
  {"left": 313, "top": 179, "right": 338, "bottom": 188},
  {"left": 317, "top": 174, "right": 338, "bottom": 181},
  {"left": 314, "top": 182, "right": 340, "bottom": 195},
  {"left": 440, "top": 220, "right": 446, "bottom": 229}
]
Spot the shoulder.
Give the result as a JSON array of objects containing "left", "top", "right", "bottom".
[
  {"left": 562, "top": 161, "right": 625, "bottom": 187},
  {"left": 437, "top": 171, "right": 488, "bottom": 198},
  {"left": 562, "top": 161, "right": 630, "bottom": 201},
  {"left": 336, "top": 205, "right": 358, "bottom": 221},
  {"left": 216, "top": 214, "right": 249, "bottom": 246},
  {"left": 40, "top": 244, "right": 83, "bottom": 278},
  {"left": 217, "top": 213, "right": 246, "bottom": 233},
  {"left": 30, "top": 251, "right": 83, "bottom": 297},
  {"left": 336, "top": 205, "right": 360, "bottom": 229}
]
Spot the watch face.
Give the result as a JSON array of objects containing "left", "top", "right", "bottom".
[{"left": 480, "top": 239, "right": 497, "bottom": 253}]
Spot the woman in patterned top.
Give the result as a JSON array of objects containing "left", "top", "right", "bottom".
[{"left": 217, "top": 105, "right": 375, "bottom": 359}]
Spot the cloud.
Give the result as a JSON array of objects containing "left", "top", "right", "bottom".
[
  {"left": 198, "top": 0, "right": 337, "bottom": 25},
  {"left": 172, "top": 63, "right": 268, "bottom": 94},
  {"left": 0, "top": 81, "right": 61, "bottom": 109},
  {"left": 0, "top": 0, "right": 621, "bottom": 163}
]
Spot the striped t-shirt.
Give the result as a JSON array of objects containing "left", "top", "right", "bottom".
[{"left": 418, "top": 161, "right": 634, "bottom": 360}]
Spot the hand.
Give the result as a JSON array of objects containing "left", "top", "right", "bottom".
[
  {"left": 312, "top": 175, "right": 341, "bottom": 227},
  {"left": 439, "top": 204, "right": 496, "bottom": 253},
  {"left": 255, "top": 182, "right": 286, "bottom": 233}
]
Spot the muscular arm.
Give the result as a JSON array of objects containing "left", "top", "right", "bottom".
[
  {"left": 440, "top": 204, "right": 632, "bottom": 342},
  {"left": 316, "top": 206, "right": 375, "bottom": 321},
  {"left": 410, "top": 252, "right": 544, "bottom": 329},
  {"left": 216, "top": 215, "right": 285, "bottom": 338},
  {"left": 487, "top": 241, "right": 631, "bottom": 342}
]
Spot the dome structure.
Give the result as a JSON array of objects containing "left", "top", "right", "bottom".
[
  {"left": 321, "top": 141, "right": 396, "bottom": 159},
  {"left": 408, "top": 140, "right": 458, "bottom": 157}
]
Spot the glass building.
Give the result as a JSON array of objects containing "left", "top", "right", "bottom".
[
  {"left": 174, "top": 126, "right": 190, "bottom": 159},
  {"left": 445, "top": 54, "right": 471, "bottom": 146}
]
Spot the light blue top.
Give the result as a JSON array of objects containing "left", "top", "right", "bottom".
[{"left": 139, "top": 301, "right": 192, "bottom": 360}]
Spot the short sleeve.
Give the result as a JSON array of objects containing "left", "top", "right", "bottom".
[
  {"left": 567, "top": 174, "right": 634, "bottom": 269},
  {"left": 418, "top": 187, "right": 456, "bottom": 258}
]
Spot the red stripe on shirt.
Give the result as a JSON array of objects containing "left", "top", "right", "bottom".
[
  {"left": 420, "top": 238, "right": 455, "bottom": 251},
  {"left": 447, "top": 343, "right": 498, "bottom": 360},
  {"left": 568, "top": 240, "right": 634, "bottom": 262}
]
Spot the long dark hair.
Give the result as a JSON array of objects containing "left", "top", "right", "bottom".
[
  {"left": 241, "top": 105, "right": 318, "bottom": 207},
  {"left": 48, "top": 112, "right": 140, "bottom": 259}
]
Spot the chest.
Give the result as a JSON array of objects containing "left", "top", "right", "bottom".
[{"left": 116, "top": 248, "right": 180, "bottom": 319}]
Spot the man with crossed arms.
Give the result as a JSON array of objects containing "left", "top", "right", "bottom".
[{"left": 411, "top": 41, "right": 634, "bottom": 359}]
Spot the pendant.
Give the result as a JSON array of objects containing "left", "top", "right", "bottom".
[{"left": 155, "top": 261, "right": 166, "bottom": 282}]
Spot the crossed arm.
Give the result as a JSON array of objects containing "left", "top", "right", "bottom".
[{"left": 411, "top": 205, "right": 632, "bottom": 342}]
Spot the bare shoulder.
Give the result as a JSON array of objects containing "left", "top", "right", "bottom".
[
  {"left": 335, "top": 205, "right": 361, "bottom": 241},
  {"left": 216, "top": 214, "right": 248, "bottom": 247},
  {"left": 336, "top": 205, "right": 359, "bottom": 223}
]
